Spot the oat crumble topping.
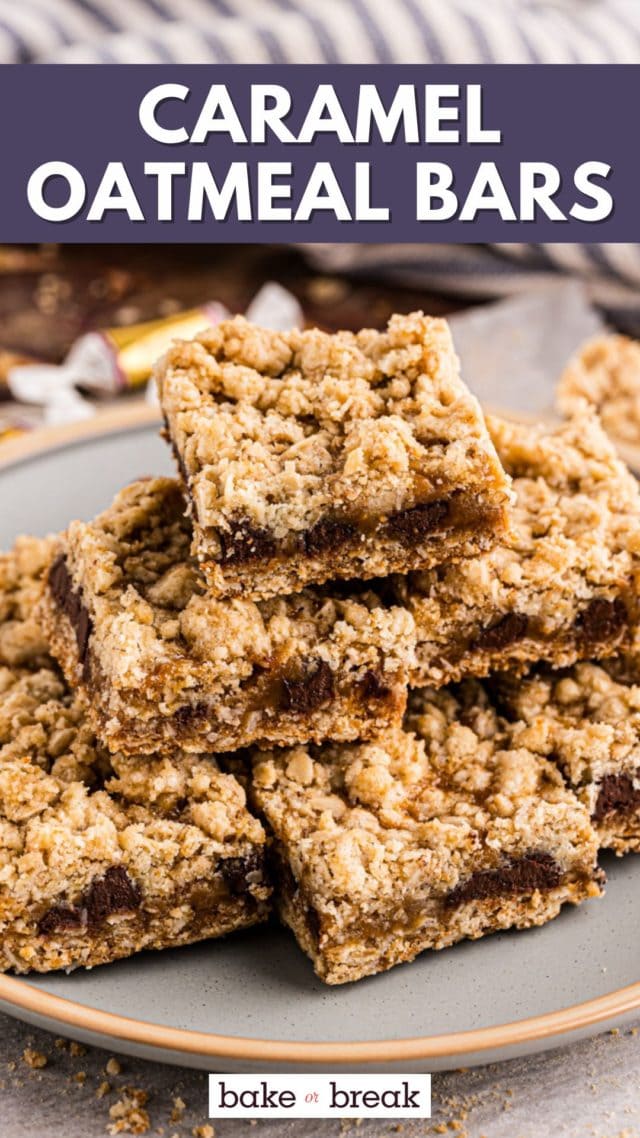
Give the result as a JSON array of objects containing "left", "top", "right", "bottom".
[
  {"left": 0, "top": 538, "right": 270, "bottom": 974},
  {"left": 156, "top": 312, "right": 510, "bottom": 597},
  {"left": 557, "top": 334, "right": 640, "bottom": 445},
  {"left": 498, "top": 659, "right": 640, "bottom": 853},
  {"left": 399, "top": 412, "right": 640, "bottom": 685},
  {"left": 41, "top": 478, "right": 415, "bottom": 754},
  {"left": 247, "top": 682, "right": 601, "bottom": 982}
]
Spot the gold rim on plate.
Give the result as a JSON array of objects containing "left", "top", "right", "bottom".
[
  {"left": 1, "top": 972, "right": 640, "bottom": 1063},
  {"left": 1, "top": 402, "right": 639, "bottom": 1064}
]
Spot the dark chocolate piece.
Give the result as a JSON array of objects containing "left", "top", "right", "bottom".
[
  {"left": 358, "top": 669, "right": 391, "bottom": 701},
  {"left": 593, "top": 770, "right": 640, "bottom": 821},
  {"left": 48, "top": 554, "right": 92, "bottom": 667},
  {"left": 37, "top": 866, "right": 141, "bottom": 937},
  {"left": 575, "top": 598, "right": 626, "bottom": 644},
  {"left": 444, "top": 852, "right": 562, "bottom": 907},
  {"left": 85, "top": 866, "right": 142, "bottom": 928},
  {"left": 281, "top": 660, "right": 334, "bottom": 714},
  {"left": 217, "top": 519, "right": 276, "bottom": 565},
  {"left": 219, "top": 850, "right": 266, "bottom": 896},
  {"left": 37, "top": 904, "right": 83, "bottom": 937},
  {"left": 303, "top": 517, "right": 358, "bottom": 557},
  {"left": 384, "top": 500, "right": 449, "bottom": 543},
  {"left": 174, "top": 702, "right": 208, "bottom": 729},
  {"left": 473, "top": 612, "right": 529, "bottom": 652}
]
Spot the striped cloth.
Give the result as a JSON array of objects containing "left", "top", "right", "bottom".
[
  {"left": 2, "top": 0, "right": 639, "bottom": 65},
  {"left": 304, "top": 243, "right": 640, "bottom": 336},
  {"left": 2, "top": 0, "right": 639, "bottom": 330}
]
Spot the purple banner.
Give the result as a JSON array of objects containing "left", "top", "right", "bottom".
[{"left": 0, "top": 64, "right": 637, "bottom": 242}]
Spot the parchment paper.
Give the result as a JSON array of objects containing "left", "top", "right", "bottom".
[{"left": 448, "top": 281, "right": 606, "bottom": 417}]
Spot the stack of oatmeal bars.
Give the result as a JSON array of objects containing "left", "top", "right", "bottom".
[{"left": 3, "top": 311, "right": 640, "bottom": 985}]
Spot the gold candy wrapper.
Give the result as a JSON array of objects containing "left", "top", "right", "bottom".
[
  {"left": 0, "top": 426, "right": 23, "bottom": 443},
  {"left": 61, "top": 302, "right": 228, "bottom": 392},
  {"left": 8, "top": 301, "right": 228, "bottom": 400}
]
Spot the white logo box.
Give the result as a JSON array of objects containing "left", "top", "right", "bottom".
[{"left": 209, "top": 1073, "right": 431, "bottom": 1119}]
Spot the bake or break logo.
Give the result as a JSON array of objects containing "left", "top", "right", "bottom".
[{"left": 208, "top": 1074, "right": 431, "bottom": 1119}]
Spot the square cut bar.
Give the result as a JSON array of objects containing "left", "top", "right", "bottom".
[
  {"left": 496, "top": 660, "right": 640, "bottom": 856},
  {"left": 0, "top": 538, "right": 271, "bottom": 974},
  {"left": 155, "top": 312, "right": 512, "bottom": 600},
  {"left": 245, "top": 682, "right": 601, "bottom": 985},
  {"left": 40, "top": 478, "right": 415, "bottom": 757},
  {"left": 395, "top": 413, "right": 640, "bottom": 687}
]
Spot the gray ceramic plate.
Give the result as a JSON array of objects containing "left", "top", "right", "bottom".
[{"left": 1, "top": 406, "right": 639, "bottom": 1072}]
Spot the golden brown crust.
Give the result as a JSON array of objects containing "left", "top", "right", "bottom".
[
  {"left": 156, "top": 313, "right": 511, "bottom": 599},
  {"left": 498, "top": 659, "right": 640, "bottom": 855},
  {"left": 41, "top": 477, "right": 415, "bottom": 755},
  {"left": 0, "top": 539, "right": 271, "bottom": 975},
  {"left": 0, "top": 535, "right": 54, "bottom": 670},
  {"left": 557, "top": 334, "right": 640, "bottom": 445},
  {"left": 399, "top": 413, "right": 640, "bottom": 686},
  {"left": 246, "top": 683, "right": 601, "bottom": 984}
]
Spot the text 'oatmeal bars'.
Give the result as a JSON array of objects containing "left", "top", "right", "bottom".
[
  {"left": 41, "top": 478, "right": 415, "bottom": 757},
  {"left": 244, "top": 683, "right": 601, "bottom": 985},
  {"left": 156, "top": 312, "right": 512, "bottom": 601},
  {"left": 497, "top": 660, "right": 640, "bottom": 856},
  {"left": 395, "top": 412, "right": 640, "bottom": 688},
  {"left": 0, "top": 538, "right": 271, "bottom": 975}
]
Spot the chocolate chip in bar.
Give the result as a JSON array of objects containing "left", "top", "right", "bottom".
[
  {"left": 37, "top": 904, "right": 84, "bottom": 937},
  {"left": 358, "top": 669, "right": 391, "bottom": 701},
  {"left": 303, "top": 517, "right": 358, "bottom": 557},
  {"left": 445, "top": 852, "right": 562, "bottom": 907},
  {"left": 37, "top": 866, "right": 142, "bottom": 937},
  {"left": 48, "top": 554, "right": 93, "bottom": 668},
  {"left": 281, "top": 660, "right": 334, "bottom": 714},
  {"left": 385, "top": 499, "right": 449, "bottom": 543},
  {"left": 474, "top": 612, "right": 529, "bottom": 652},
  {"left": 593, "top": 770, "right": 640, "bottom": 821},
  {"left": 85, "top": 866, "right": 142, "bottom": 929},
  {"left": 175, "top": 701, "right": 208, "bottom": 729},
  {"left": 217, "top": 519, "right": 277, "bottom": 565},
  {"left": 219, "top": 850, "right": 266, "bottom": 897},
  {"left": 575, "top": 597, "right": 626, "bottom": 645}
]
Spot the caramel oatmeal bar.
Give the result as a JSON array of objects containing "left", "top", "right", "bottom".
[
  {"left": 0, "top": 539, "right": 271, "bottom": 974},
  {"left": 0, "top": 534, "right": 53, "bottom": 670},
  {"left": 497, "top": 660, "right": 640, "bottom": 856},
  {"left": 557, "top": 334, "right": 640, "bottom": 446},
  {"left": 395, "top": 412, "right": 640, "bottom": 687},
  {"left": 244, "top": 683, "right": 601, "bottom": 985},
  {"left": 155, "top": 312, "right": 511, "bottom": 600},
  {"left": 40, "top": 478, "right": 414, "bottom": 756}
]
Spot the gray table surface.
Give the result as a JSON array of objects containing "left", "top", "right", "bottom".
[{"left": 2, "top": 1012, "right": 640, "bottom": 1137}]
